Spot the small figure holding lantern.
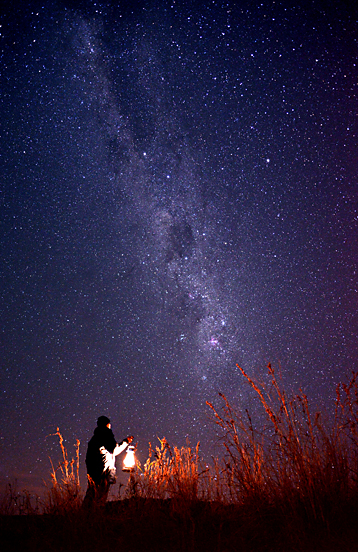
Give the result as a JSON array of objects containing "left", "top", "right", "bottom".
[{"left": 83, "top": 416, "right": 134, "bottom": 508}]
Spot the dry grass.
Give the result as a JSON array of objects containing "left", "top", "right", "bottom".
[
  {"left": 0, "top": 482, "right": 40, "bottom": 516},
  {"left": 127, "top": 438, "right": 202, "bottom": 500},
  {"left": 0, "top": 428, "right": 82, "bottom": 517},
  {"left": 206, "top": 364, "right": 358, "bottom": 536},
  {"left": 2, "top": 366, "right": 358, "bottom": 551},
  {"left": 43, "top": 427, "right": 82, "bottom": 515}
]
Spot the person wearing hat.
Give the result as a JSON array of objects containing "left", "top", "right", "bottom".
[{"left": 83, "top": 416, "right": 133, "bottom": 507}]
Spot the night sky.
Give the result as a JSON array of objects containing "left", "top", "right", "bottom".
[{"left": 1, "top": 0, "right": 357, "bottom": 495}]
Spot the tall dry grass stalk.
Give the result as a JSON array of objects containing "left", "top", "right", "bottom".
[
  {"left": 44, "top": 428, "right": 82, "bottom": 514},
  {"left": 206, "top": 364, "right": 358, "bottom": 522}
]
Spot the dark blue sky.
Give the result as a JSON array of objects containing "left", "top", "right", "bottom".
[{"left": 1, "top": 0, "right": 357, "bottom": 495}]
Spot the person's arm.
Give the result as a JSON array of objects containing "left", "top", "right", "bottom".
[{"left": 113, "top": 436, "right": 134, "bottom": 456}]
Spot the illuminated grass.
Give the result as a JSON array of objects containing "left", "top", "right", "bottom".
[
  {"left": 43, "top": 428, "right": 82, "bottom": 515},
  {"left": 2, "top": 367, "right": 358, "bottom": 551}
]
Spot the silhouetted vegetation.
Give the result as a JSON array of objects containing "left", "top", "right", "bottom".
[{"left": 2, "top": 365, "right": 358, "bottom": 551}]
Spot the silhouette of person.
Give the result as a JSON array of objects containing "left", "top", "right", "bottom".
[{"left": 83, "top": 416, "right": 133, "bottom": 507}]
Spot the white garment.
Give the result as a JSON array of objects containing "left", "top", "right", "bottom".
[{"left": 99, "top": 441, "right": 128, "bottom": 473}]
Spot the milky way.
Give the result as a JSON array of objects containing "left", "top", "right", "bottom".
[{"left": 1, "top": 0, "right": 357, "bottom": 494}]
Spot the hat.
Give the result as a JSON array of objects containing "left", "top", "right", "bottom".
[{"left": 97, "top": 416, "right": 111, "bottom": 427}]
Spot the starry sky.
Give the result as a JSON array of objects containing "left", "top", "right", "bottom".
[{"left": 1, "top": 0, "right": 357, "bottom": 495}]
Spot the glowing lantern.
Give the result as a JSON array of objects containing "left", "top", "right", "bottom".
[{"left": 122, "top": 445, "right": 136, "bottom": 472}]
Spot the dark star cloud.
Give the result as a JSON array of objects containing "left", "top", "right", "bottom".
[{"left": 1, "top": 0, "right": 357, "bottom": 494}]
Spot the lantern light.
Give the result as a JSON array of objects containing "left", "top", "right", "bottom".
[{"left": 122, "top": 445, "right": 136, "bottom": 472}]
